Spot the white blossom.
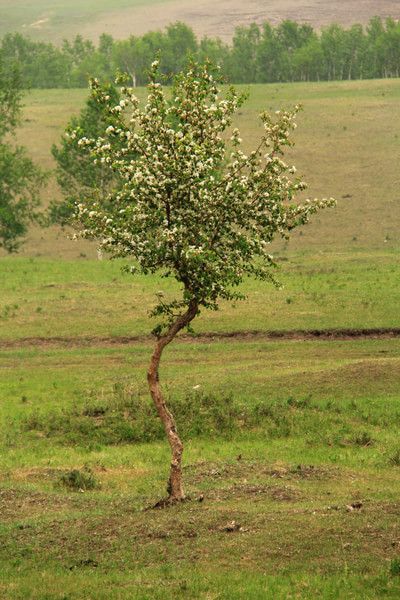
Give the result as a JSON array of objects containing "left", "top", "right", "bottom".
[{"left": 72, "top": 61, "right": 335, "bottom": 330}]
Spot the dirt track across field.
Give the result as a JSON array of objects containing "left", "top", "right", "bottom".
[
  {"left": 82, "top": 0, "right": 400, "bottom": 43},
  {"left": 1, "top": 328, "right": 399, "bottom": 349}
]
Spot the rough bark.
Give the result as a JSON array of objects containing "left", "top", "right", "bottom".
[{"left": 147, "top": 298, "right": 198, "bottom": 502}]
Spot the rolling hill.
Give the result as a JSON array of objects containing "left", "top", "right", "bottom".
[{"left": 1, "top": 0, "right": 399, "bottom": 44}]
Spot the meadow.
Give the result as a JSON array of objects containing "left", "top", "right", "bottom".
[
  {"left": 0, "top": 79, "right": 399, "bottom": 598},
  {"left": 1, "top": 251, "right": 400, "bottom": 340}
]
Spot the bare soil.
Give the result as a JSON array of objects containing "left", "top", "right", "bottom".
[
  {"left": 0, "top": 328, "right": 399, "bottom": 349},
  {"left": 183, "top": 459, "right": 341, "bottom": 483},
  {"left": 0, "top": 487, "right": 96, "bottom": 523}
]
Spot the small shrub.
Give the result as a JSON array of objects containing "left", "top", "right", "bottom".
[
  {"left": 57, "top": 468, "right": 98, "bottom": 491},
  {"left": 0, "top": 304, "right": 19, "bottom": 320},
  {"left": 23, "top": 385, "right": 248, "bottom": 445},
  {"left": 82, "top": 404, "right": 107, "bottom": 417},
  {"left": 325, "top": 400, "right": 342, "bottom": 414},
  {"left": 352, "top": 431, "right": 374, "bottom": 447},
  {"left": 287, "top": 396, "right": 311, "bottom": 409},
  {"left": 390, "top": 559, "right": 400, "bottom": 576},
  {"left": 253, "top": 401, "right": 293, "bottom": 438},
  {"left": 389, "top": 449, "right": 400, "bottom": 466},
  {"left": 267, "top": 415, "right": 292, "bottom": 438},
  {"left": 253, "top": 403, "right": 275, "bottom": 419}
]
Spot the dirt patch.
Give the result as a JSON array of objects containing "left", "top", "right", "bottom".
[
  {"left": 208, "top": 482, "right": 301, "bottom": 502},
  {"left": 268, "top": 464, "right": 339, "bottom": 480},
  {"left": 184, "top": 461, "right": 231, "bottom": 483},
  {"left": 1, "top": 327, "right": 399, "bottom": 349},
  {"left": 12, "top": 467, "right": 65, "bottom": 482},
  {"left": 10, "top": 466, "right": 148, "bottom": 490},
  {"left": 184, "top": 460, "right": 340, "bottom": 488},
  {"left": 0, "top": 487, "right": 93, "bottom": 523}
]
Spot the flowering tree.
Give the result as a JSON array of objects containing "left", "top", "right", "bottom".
[{"left": 73, "top": 61, "right": 334, "bottom": 502}]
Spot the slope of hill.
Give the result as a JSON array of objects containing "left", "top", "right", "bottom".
[{"left": 1, "top": 0, "right": 399, "bottom": 43}]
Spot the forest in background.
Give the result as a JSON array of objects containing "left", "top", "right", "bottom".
[{"left": 1, "top": 17, "right": 400, "bottom": 88}]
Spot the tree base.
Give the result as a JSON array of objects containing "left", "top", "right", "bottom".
[{"left": 150, "top": 495, "right": 187, "bottom": 510}]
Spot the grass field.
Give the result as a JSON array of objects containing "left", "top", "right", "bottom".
[
  {"left": 0, "top": 250, "right": 399, "bottom": 340},
  {"left": 1, "top": 337, "right": 400, "bottom": 598},
  {"left": 1, "top": 0, "right": 399, "bottom": 43},
  {"left": 1, "top": 79, "right": 399, "bottom": 597}
]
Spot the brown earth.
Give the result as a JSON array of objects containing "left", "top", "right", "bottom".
[
  {"left": 0, "top": 328, "right": 399, "bottom": 349},
  {"left": 82, "top": 0, "right": 400, "bottom": 43}
]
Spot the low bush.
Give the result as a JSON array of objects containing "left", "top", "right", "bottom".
[
  {"left": 389, "top": 449, "right": 400, "bottom": 466},
  {"left": 20, "top": 383, "right": 387, "bottom": 452},
  {"left": 57, "top": 468, "right": 98, "bottom": 491},
  {"left": 22, "top": 385, "right": 248, "bottom": 446}
]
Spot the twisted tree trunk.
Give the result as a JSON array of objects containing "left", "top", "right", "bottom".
[{"left": 147, "top": 299, "right": 198, "bottom": 502}]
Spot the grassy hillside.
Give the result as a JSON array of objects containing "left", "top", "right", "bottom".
[
  {"left": 1, "top": 0, "right": 399, "bottom": 43},
  {"left": 14, "top": 78, "right": 400, "bottom": 258},
  {"left": 0, "top": 0, "right": 162, "bottom": 43}
]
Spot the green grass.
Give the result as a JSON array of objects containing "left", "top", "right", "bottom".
[
  {"left": 2, "top": 571, "right": 400, "bottom": 600},
  {"left": 1, "top": 337, "right": 400, "bottom": 598},
  {"left": 0, "top": 250, "right": 399, "bottom": 339},
  {"left": 2, "top": 338, "right": 400, "bottom": 459}
]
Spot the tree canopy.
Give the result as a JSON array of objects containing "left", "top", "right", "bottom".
[{"left": 0, "top": 53, "right": 44, "bottom": 252}]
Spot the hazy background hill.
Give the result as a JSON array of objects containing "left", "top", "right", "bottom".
[{"left": 1, "top": 0, "right": 400, "bottom": 43}]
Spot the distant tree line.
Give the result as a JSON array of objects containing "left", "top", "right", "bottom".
[{"left": 1, "top": 17, "right": 400, "bottom": 88}]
